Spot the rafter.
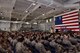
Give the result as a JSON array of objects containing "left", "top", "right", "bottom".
[{"left": 21, "top": 3, "right": 41, "bottom": 20}]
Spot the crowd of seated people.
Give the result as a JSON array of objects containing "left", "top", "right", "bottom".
[{"left": 0, "top": 31, "right": 80, "bottom": 53}]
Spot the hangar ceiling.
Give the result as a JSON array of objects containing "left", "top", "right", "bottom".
[{"left": 0, "top": 0, "right": 80, "bottom": 22}]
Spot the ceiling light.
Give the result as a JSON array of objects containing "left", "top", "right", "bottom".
[
  {"left": 26, "top": 11, "right": 28, "bottom": 13},
  {"left": 26, "top": 22, "right": 30, "bottom": 24},
  {"left": 1, "top": 12, "right": 2, "bottom": 15},
  {"left": 33, "top": 22, "right": 37, "bottom": 24},
  {"left": 32, "top": 3, "right": 36, "bottom": 5},
  {"left": 14, "top": 21, "right": 18, "bottom": 23},
  {"left": 42, "top": 14, "right": 45, "bottom": 15},
  {"left": 2, "top": 17, "right": 4, "bottom": 19},
  {"left": 49, "top": 19, "right": 52, "bottom": 22},
  {"left": 46, "top": 20, "right": 48, "bottom": 23}
]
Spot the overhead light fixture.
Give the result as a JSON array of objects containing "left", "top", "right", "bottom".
[
  {"left": 33, "top": 22, "right": 37, "bottom": 24},
  {"left": 26, "top": 22, "right": 30, "bottom": 24},
  {"left": 49, "top": 19, "right": 52, "bottom": 22},
  {"left": 46, "top": 20, "right": 48, "bottom": 23},
  {"left": 32, "top": 3, "right": 36, "bottom": 5},
  {"left": 42, "top": 14, "right": 45, "bottom": 15},
  {"left": 26, "top": 11, "right": 28, "bottom": 13},
  {"left": 2, "top": 17, "right": 4, "bottom": 19},
  {"left": 14, "top": 21, "right": 18, "bottom": 23},
  {"left": 1, "top": 12, "right": 2, "bottom": 15}
]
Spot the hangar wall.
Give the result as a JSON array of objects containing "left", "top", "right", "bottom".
[
  {"left": 0, "top": 22, "right": 10, "bottom": 31},
  {"left": 0, "top": 22, "right": 22, "bottom": 31},
  {"left": 0, "top": 17, "right": 54, "bottom": 31}
]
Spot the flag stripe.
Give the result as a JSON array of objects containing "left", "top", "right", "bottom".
[
  {"left": 72, "top": 29, "right": 79, "bottom": 31},
  {"left": 62, "top": 16, "right": 78, "bottom": 20},
  {"left": 62, "top": 19, "right": 78, "bottom": 23},
  {"left": 55, "top": 24, "right": 79, "bottom": 27},
  {"left": 62, "top": 18, "right": 78, "bottom": 21},
  {"left": 62, "top": 11, "right": 78, "bottom": 16},
  {"left": 56, "top": 26, "right": 79, "bottom": 28},
  {"left": 64, "top": 24, "right": 79, "bottom": 26},
  {"left": 66, "top": 26, "right": 79, "bottom": 28},
  {"left": 63, "top": 13, "right": 78, "bottom": 17},
  {"left": 63, "top": 22, "right": 79, "bottom": 26},
  {"left": 55, "top": 24, "right": 62, "bottom": 26},
  {"left": 66, "top": 28, "right": 79, "bottom": 30},
  {"left": 55, "top": 23, "right": 79, "bottom": 29},
  {"left": 56, "top": 29, "right": 79, "bottom": 31},
  {"left": 56, "top": 27, "right": 79, "bottom": 30},
  {"left": 63, "top": 14, "right": 78, "bottom": 18},
  {"left": 63, "top": 21, "right": 78, "bottom": 24}
]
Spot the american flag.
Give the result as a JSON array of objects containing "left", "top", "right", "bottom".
[{"left": 55, "top": 9, "right": 79, "bottom": 31}]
